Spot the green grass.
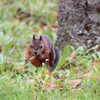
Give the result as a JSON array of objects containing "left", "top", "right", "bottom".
[{"left": 0, "top": 0, "right": 100, "bottom": 100}]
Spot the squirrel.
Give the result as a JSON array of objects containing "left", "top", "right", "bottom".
[{"left": 25, "top": 35, "right": 60, "bottom": 72}]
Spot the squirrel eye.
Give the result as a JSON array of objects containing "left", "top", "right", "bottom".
[
  {"left": 30, "top": 45, "right": 33, "bottom": 48},
  {"left": 40, "top": 46, "right": 42, "bottom": 48}
]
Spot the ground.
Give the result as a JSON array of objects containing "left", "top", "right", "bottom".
[{"left": 0, "top": 0, "right": 100, "bottom": 100}]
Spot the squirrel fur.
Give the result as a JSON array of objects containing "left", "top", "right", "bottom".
[{"left": 25, "top": 35, "right": 59, "bottom": 72}]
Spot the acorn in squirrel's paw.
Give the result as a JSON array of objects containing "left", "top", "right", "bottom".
[{"left": 25, "top": 35, "right": 60, "bottom": 72}]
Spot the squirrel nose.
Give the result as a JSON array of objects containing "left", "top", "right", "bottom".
[{"left": 34, "top": 52, "right": 38, "bottom": 55}]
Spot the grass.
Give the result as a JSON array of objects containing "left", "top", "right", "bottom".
[{"left": 0, "top": 0, "right": 100, "bottom": 100}]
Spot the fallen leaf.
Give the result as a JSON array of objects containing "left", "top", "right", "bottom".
[
  {"left": 45, "top": 70, "right": 52, "bottom": 76},
  {"left": 13, "top": 19, "right": 21, "bottom": 26},
  {"left": 42, "top": 85, "right": 63, "bottom": 90},
  {"left": 70, "top": 52, "right": 76, "bottom": 59},
  {"left": 67, "top": 79, "right": 82, "bottom": 88},
  {"left": 42, "top": 87, "right": 54, "bottom": 90},
  {"left": 87, "top": 67, "right": 92, "bottom": 71},
  {"left": 30, "top": 28, "right": 38, "bottom": 32},
  {"left": 72, "top": 88, "right": 81, "bottom": 93},
  {"left": 16, "top": 8, "right": 22, "bottom": 13},
  {"left": 83, "top": 72, "right": 92, "bottom": 78},
  {"left": 0, "top": 46, "right": 2, "bottom": 53},
  {"left": 51, "top": 24, "right": 57, "bottom": 28},
  {"left": 37, "top": 74, "right": 42, "bottom": 78},
  {"left": 75, "top": 68, "right": 83, "bottom": 74},
  {"left": 56, "top": 85, "right": 63, "bottom": 89},
  {"left": 25, "top": 18, "right": 30, "bottom": 24},
  {"left": 39, "top": 26, "right": 45, "bottom": 30},
  {"left": 91, "top": 60, "right": 100, "bottom": 66},
  {"left": 13, "top": 66, "right": 28, "bottom": 70}
]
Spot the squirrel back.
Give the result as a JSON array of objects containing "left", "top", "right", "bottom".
[{"left": 25, "top": 35, "right": 60, "bottom": 71}]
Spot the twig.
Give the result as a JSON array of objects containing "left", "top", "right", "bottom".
[{"left": 25, "top": 55, "right": 34, "bottom": 65}]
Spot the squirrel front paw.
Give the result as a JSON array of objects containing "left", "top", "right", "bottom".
[
  {"left": 45, "top": 59, "right": 49, "bottom": 62},
  {"left": 42, "top": 63, "right": 45, "bottom": 66},
  {"left": 45, "top": 59, "right": 49, "bottom": 66}
]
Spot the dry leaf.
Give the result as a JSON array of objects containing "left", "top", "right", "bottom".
[
  {"left": 45, "top": 70, "right": 52, "bottom": 76},
  {"left": 75, "top": 68, "right": 83, "bottom": 74},
  {"left": 67, "top": 79, "right": 82, "bottom": 88},
  {"left": 42, "top": 87, "right": 54, "bottom": 90},
  {"left": 39, "top": 26, "right": 44, "bottom": 30},
  {"left": 83, "top": 72, "right": 92, "bottom": 78},
  {"left": 70, "top": 52, "right": 76, "bottom": 59},
  {"left": 0, "top": 46, "right": 2, "bottom": 53},
  {"left": 37, "top": 74, "right": 42, "bottom": 78},
  {"left": 56, "top": 85, "right": 63, "bottom": 89},
  {"left": 13, "top": 19, "right": 21, "bottom": 26},
  {"left": 72, "top": 88, "right": 81, "bottom": 93},
  {"left": 51, "top": 24, "right": 57, "bottom": 28},
  {"left": 42, "top": 85, "right": 63, "bottom": 90},
  {"left": 13, "top": 66, "right": 28, "bottom": 70},
  {"left": 87, "top": 67, "right": 91, "bottom": 71},
  {"left": 30, "top": 28, "right": 38, "bottom": 32},
  {"left": 25, "top": 18, "right": 30, "bottom": 24},
  {"left": 91, "top": 60, "right": 100, "bottom": 66}
]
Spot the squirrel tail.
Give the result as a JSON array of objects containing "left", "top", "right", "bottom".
[{"left": 52, "top": 47, "right": 60, "bottom": 71}]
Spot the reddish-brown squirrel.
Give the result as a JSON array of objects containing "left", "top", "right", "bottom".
[{"left": 25, "top": 35, "right": 59, "bottom": 72}]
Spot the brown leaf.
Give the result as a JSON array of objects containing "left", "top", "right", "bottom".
[
  {"left": 87, "top": 67, "right": 92, "bottom": 71},
  {"left": 30, "top": 28, "right": 38, "bottom": 32},
  {"left": 13, "top": 19, "right": 21, "bottom": 26},
  {"left": 91, "top": 60, "right": 100, "bottom": 66},
  {"left": 75, "top": 68, "right": 83, "bottom": 74},
  {"left": 72, "top": 88, "right": 81, "bottom": 93},
  {"left": 25, "top": 18, "right": 30, "bottom": 24},
  {"left": 70, "top": 52, "right": 76, "bottom": 59},
  {"left": 39, "top": 26, "right": 45, "bottom": 30},
  {"left": 67, "top": 79, "right": 82, "bottom": 88},
  {"left": 16, "top": 8, "right": 22, "bottom": 13},
  {"left": 45, "top": 70, "right": 52, "bottom": 76},
  {"left": 13, "top": 66, "right": 28, "bottom": 70},
  {"left": 37, "top": 74, "right": 42, "bottom": 78},
  {"left": 42, "top": 87, "right": 54, "bottom": 90},
  {"left": 56, "top": 85, "right": 63, "bottom": 89},
  {"left": 51, "top": 24, "right": 57, "bottom": 28},
  {"left": 42, "top": 85, "right": 63, "bottom": 91},
  {"left": 83, "top": 72, "right": 92, "bottom": 78},
  {"left": 0, "top": 46, "right": 2, "bottom": 53}
]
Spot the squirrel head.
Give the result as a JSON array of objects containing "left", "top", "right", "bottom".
[{"left": 29, "top": 35, "right": 44, "bottom": 56}]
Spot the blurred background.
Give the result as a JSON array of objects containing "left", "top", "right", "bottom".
[
  {"left": 0, "top": 0, "right": 57, "bottom": 69},
  {"left": 0, "top": 1, "right": 99, "bottom": 100}
]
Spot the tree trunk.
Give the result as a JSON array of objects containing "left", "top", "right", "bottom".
[{"left": 56, "top": 0, "right": 100, "bottom": 50}]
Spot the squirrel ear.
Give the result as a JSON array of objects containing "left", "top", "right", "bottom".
[
  {"left": 33, "top": 35, "right": 35, "bottom": 40},
  {"left": 40, "top": 35, "right": 42, "bottom": 41}
]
